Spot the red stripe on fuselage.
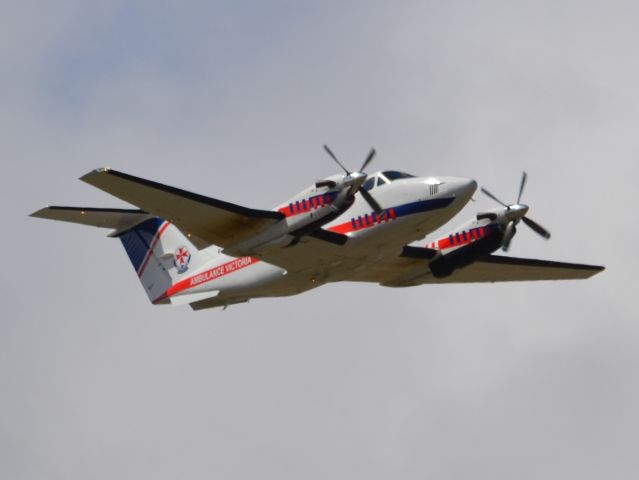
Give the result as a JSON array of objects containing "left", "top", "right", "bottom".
[
  {"left": 437, "top": 237, "right": 452, "bottom": 249},
  {"left": 137, "top": 221, "right": 170, "bottom": 277},
  {"left": 327, "top": 209, "right": 395, "bottom": 234},
  {"left": 153, "top": 256, "right": 260, "bottom": 303},
  {"left": 327, "top": 222, "right": 353, "bottom": 234}
]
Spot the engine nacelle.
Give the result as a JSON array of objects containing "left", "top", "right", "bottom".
[
  {"left": 276, "top": 183, "right": 353, "bottom": 234},
  {"left": 428, "top": 228, "right": 503, "bottom": 278},
  {"left": 224, "top": 182, "right": 353, "bottom": 256}
]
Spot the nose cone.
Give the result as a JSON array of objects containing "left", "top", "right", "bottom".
[
  {"left": 448, "top": 177, "right": 477, "bottom": 202},
  {"left": 508, "top": 204, "right": 529, "bottom": 220},
  {"left": 419, "top": 176, "right": 476, "bottom": 204},
  {"left": 345, "top": 171, "right": 367, "bottom": 189},
  {"left": 461, "top": 178, "right": 477, "bottom": 197}
]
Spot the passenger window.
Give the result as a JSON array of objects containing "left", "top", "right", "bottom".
[{"left": 362, "top": 178, "right": 375, "bottom": 191}]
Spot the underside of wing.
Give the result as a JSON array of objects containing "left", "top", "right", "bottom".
[
  {"left": 347, "top": 253, "right": 604, "bottom": 286},
  {"left": 80, "top": 168, "right": 284, "bottom": 248},
  {"left": 251, "top": 231, "right": 356, "bottom": 274},
  {"left": 30, "top": 206, "right": 152, "bottom": 234},
  {"left": 418, "top": 255, "right": 605, "bottom": 284}
]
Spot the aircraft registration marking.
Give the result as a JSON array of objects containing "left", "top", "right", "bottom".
[
  {"left": 189, "top": 256, "right": 258, "bottom": 288},
  {"left": 154, "top": 256, "right": 260, "bottom": 303}
]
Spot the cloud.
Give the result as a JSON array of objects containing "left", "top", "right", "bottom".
[{"left": 2, "top": 1, "right": 638, "bottom": 479}]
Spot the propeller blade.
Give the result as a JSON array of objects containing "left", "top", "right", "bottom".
[
  {"left": 522, "top": 216, "right": 551, "bottom": 239},
  {"left": 481, "top": 187, "right": 509, "bottom": 207},
  {"left": 517, "top": 171, "right": 528, "bottom": 204},
  {"left": 323, "top": 145, "right": 350, "bottom": 174},
  {"left": 359, "top": 148, "right": 376, "bottom": 173},
  {"left": 359, "top": 187, "right": 383, "bottom": 214},
  {"left": 501, "top": 221, "right": 517, "bottom": 251}
]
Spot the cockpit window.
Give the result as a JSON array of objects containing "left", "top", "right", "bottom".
[
  {"left": 382, "top": 171, "right": 415, "bottom": 181},
  {"left": 376, "top": 176, "right": 387, "bottom": 187},
  {"left": 362, "top": 177, "right": 375, "bottom": 191}
]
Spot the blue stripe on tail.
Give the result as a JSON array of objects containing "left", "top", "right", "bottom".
[{"left": 119, "top": 217, "right": 165, "bottom": 271}]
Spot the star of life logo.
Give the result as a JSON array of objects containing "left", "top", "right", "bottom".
[{"left": 173, "top": 246, "right": 191, "bottom": 274}]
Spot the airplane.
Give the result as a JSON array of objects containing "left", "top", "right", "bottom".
[{"left": 31, "top": 146, "right": 604, "bottom": 310}]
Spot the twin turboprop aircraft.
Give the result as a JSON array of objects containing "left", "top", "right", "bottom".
[{"left": 31, "top": 147, "right": 604, "bottom": 310}]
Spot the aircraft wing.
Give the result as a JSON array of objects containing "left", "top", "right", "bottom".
[
  {"left": 348, "top": 253, "right": 604, "bottom": 286},
  {"left": 252, "top": 232, "right": 358, "bottom": 275},
  {"left": 420, "top": 255, "right": 604, "bottom": 284},
  {"left": 81, "top": 168, "right": 284, "bottom": 249}
]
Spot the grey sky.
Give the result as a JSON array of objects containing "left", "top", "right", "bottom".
[{"left": 2, "top": 1, "right": 638, "bottom": 479}]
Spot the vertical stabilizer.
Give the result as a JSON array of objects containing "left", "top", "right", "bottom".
[{"left": 118, "top": 218, "right": 207, "bottom": 303}]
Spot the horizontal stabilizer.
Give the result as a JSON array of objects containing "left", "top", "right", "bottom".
[
  {"left": 30, "top": 206, "right": 152, "bottom": 234},
  {"left": 169, "top": 290, "right": 220, "bottom": 306},
  {"left": 190, "top": 296, "right": 249, "bottom": 311}
]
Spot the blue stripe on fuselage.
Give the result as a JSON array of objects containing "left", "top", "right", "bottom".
[
  {"left": 392, "top": 197, "right": 455, "bottom": 218},
  {"left": 342, "top": 197, "right": 456, "bottom": 233}
]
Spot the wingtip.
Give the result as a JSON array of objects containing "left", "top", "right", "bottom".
[
  {"left": 586, "top": 263, "right": 605, "bottom": 273},
  {"left": 29, "top": 206, "right": 50, "bottom": 218},
  {"left": 584, "top": 264, "right": 606, "bottom": 279},
  {"left": 79, "top": 167, "right": 112, "bottom": 182}
]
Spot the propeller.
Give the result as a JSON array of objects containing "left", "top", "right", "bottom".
[
  {"left": 480, "top": 172, "right": 551, "bottom": 251},
  {"left": 318, "top": 145, "right": 383, "bottom": 214}
]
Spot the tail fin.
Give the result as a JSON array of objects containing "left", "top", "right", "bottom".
[{"left": 117, "top": 217, "right": 207, "bottom": 303}]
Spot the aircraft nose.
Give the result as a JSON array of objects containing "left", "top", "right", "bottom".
[
  {"left": 421, "top": 176, "right": 476, "bottom": 202},
  {"left": 464, "top": 178, "right": 478, "bottom": 194},
  {"left": 452, "top": 177, "right": 477, "bottom": 201}
]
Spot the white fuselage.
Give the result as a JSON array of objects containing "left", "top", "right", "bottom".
[{"left": 161, "top": 174, "right": 477, "bottom": 306}]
